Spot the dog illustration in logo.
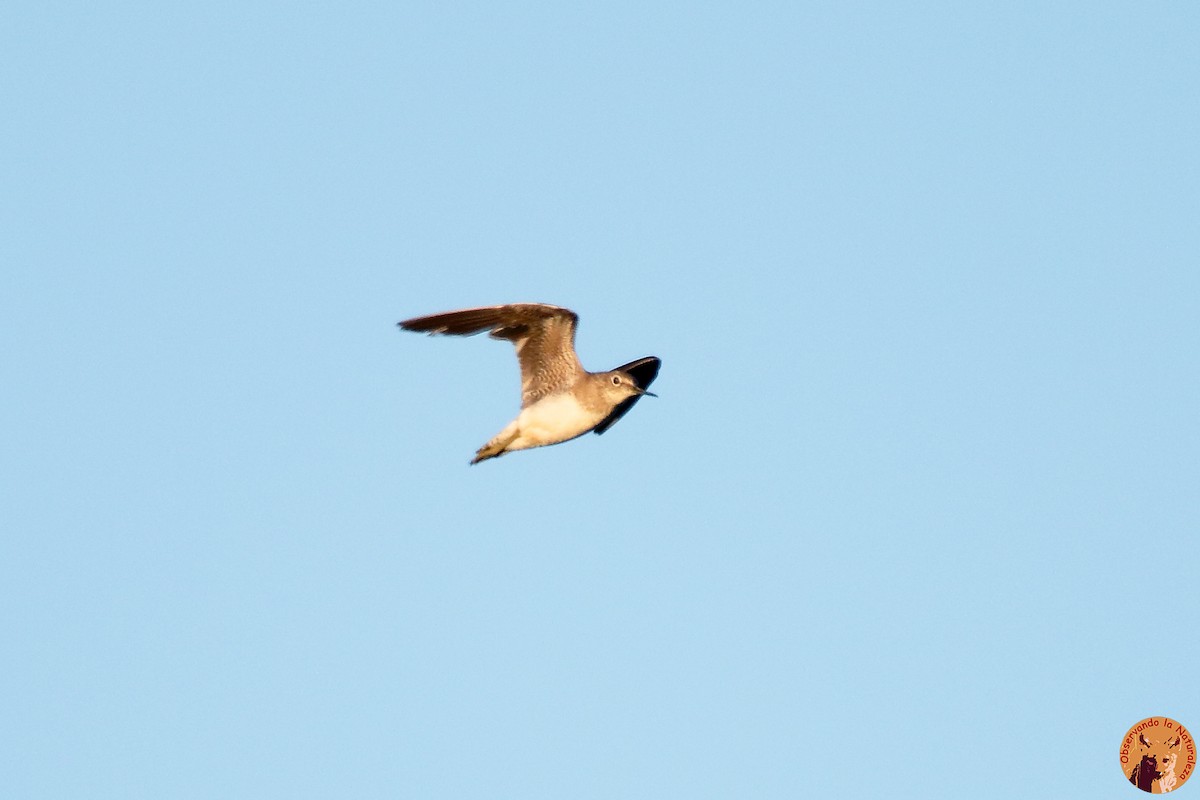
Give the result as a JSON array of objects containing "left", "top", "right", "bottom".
[{"left": 1128, "top": 731, "right": 1182, "bottom": 793}]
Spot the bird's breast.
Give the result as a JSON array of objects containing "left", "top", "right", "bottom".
[{"left": 516, "top": 393, "right": 605, "bottom": 445}]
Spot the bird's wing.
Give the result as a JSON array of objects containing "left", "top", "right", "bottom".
[
  {"left": 592, "top": 356, "right": 660, "bottom": 435},
  {"left": 399, "top": 304, "right": 584, "bottom": 406}
]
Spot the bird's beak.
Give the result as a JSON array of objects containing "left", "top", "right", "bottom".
[{"left": 637, "top": 388, "right": 658, "bottom": 398}]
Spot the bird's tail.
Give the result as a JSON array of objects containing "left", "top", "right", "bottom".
[
  {"left": 471, "top": 423, "right": 519, "bottom": 465},
  {"left": 470, "top": 444, "right": 504, "bottom": 465}
]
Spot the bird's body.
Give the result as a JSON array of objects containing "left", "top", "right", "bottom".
[
  {"left": 480, "top": 391, "right": 604, "bottom": 459},
  {"left": 398, "top": 303, "right": 660, "bottom": 463}
]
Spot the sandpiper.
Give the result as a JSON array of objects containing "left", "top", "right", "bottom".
[{"left": 398, "top": 303, "right": 660, "bottom": 464}]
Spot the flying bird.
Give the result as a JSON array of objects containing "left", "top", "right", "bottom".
[{"left": 398, "top": 303, "right": 660, "bottom": 464}]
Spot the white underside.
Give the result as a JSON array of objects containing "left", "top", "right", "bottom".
[{"left": 501, "top": 393, "right": 604, "bottom": 452}]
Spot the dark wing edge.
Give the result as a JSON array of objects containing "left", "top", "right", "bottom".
[
  {"left": 397, "top": 304, "right": 577, "bottom": 337},
  {"left": 397, "top": 306, "right": 509, "bottom": 336},
  {"left": 592, "top": 356, "right": 661, "bottom": 435}
]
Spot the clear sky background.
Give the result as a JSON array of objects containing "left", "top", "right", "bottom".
[{"left": 2, "top": 2, "right": 1197, "bottom": 798}]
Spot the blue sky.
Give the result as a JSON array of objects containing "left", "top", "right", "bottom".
[{"left": 2, "top": 2, "right": 1197, "bottom": 797}]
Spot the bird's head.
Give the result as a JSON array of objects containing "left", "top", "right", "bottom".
[
  {"left": 590, "top": 356, "right": 661, "bottom": 436},
  {"left": 600, "top": 369, "right": 657, "bottom": 404}
]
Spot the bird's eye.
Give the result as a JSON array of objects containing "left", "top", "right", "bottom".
[{"left": 612, "top": 375, "right": 621, "bottom": 385}]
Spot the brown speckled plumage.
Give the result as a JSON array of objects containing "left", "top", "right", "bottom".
[
  {"left": 398, "top": 303, "right": 661, "bottom": 463},
  {"left": 399, "top": 304, "right": 583, "bottom": 406}
]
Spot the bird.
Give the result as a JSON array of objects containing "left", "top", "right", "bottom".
[{"left": 398, "top": 303, "right": 660, "bottom": 464}]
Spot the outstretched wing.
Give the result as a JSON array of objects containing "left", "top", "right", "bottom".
[
  {"left": 592, "top": 356, "right": 660, "bottom": 435},
  {"left": 398, "top": 304, "right": 584, "bottom": 406}
]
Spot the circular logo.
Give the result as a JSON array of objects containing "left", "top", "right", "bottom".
[{"left": 1121, "top": 717, "right": 1195, "bottom": 793}]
